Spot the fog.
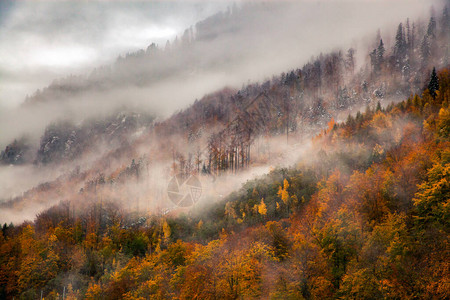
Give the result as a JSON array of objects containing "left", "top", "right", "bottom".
[
  {"left": 0, "top": 0, "right": 444, "bottom": 224},
  {"left": 0, "top": 1, "right": 438, "bottom": 146},
  {"left": 0, "top": 1, "right": 227, "bottom": 106}
]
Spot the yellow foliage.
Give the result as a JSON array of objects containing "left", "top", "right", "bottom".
[
  {"left": 277, "top": 186, "right": 283, "bottom": 198},
  {"left": 225, "top": 201, "right": 238, "bottom": 219},
  {"left": 371, "top": 111, "right": 392, "bottom": 130},
  {"left": 436, "top": 107, "right": 450, "bottom": 138},
  {"left": 373, "top": 143, "right": 384, "bottom": 156},
  {"left": 277, "top": 179, "right": 290, "bottom": 205},
  {"left": 258, "top": 198, "right": 267, "bottom": 216},
  {"left": 85, "top": 282, "right": 102, "bottom": 300},
  {"left": 283, "top": 178, "right": 290, "bottom": 190},
  {"left": 84, "top": 232, "right": 98, "bottom": 250},
  {"left": 64, "top": 284, "right": 79, "bottom": 300},
  {"left": 163, "top": 219, "right": 171, "bottom": 241},
  {"left": 197, "top": 220, "right": 203, "bottom": 230}
]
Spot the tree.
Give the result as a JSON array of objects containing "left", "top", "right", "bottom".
[
  {"left": 257, "top": 198, "right": 267, "bottom": 216},
  {"left": 441, "top": 6, "right": 449, "bottom": 38},
  {"left": 369, "top": 49, "right": 378, "bottom": 73},
  {"left": 411, "top": 21, "right": 416, "bottom": 53},
  {"left": 346, "top": 166, "right": 393, "bottom": 225},
  {"left": 370, "top": 40, "right": 384, "bottom": 75},
  {"left": 413, "top": 156, "right": 450, "bottom": 228},
  {"left": 376, "top": 101, "right": 382, "bottom": 112},
  {"left": 436, "top": 108, "right": 450, "bottom": 139},
  {"left": 16, "top": 226, "right": 59, "bottom": 295},
  {"left": 346, "top": 48, "right": 355, "bottom": 74},
  {"left": 277, "top": 179, "right": 291, "bottom": 214},
  {"left": 428, "top": 67, "right": 440, "bottom": 99},
  {"left": 163, "top": 219, "right": 171, "bottom": 244},
  {"left": 427, "top": 16, "right": 437, "bottom": 38},
  {"left": 394, "top": 24, "right": 406, "bottom": 69},
  {"left": 421, "top": 35, "right": 431, "bottom": 63},
  {"left": 377, "top": 39, "right": 385, "bottom": 68},
  {"left": 85, "top": 282, "right": 102, "bottom": 300},
  {"left": 266, "top": 221, "right": 290, "bottom": 261},
  {"left": 406, "top": 18, "right": 411, "bottom": 49}
]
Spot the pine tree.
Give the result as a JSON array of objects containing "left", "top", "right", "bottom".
[
  {"left": 346, "top": 48, "right": 355, "bottom": 74},
  {"left": 427, "top": 16, "right": 437, "bottom": 38},
  {"left": 376, "top": 101, "right": 382, "bottom": 112},
  {"left": 441, "top": 6, "right": 449, "bottom": 38},
  {"left": 421, "top": 35, "right": 431, "bottom": 62},
  {"left": 442, "top": 6, "right": 450, "bottom": 65},
  {"left": 406, "top": 18, "right": 411, "bottom": 49},
  {"left": 395, "top": 23, "right": 404, "bottom": 49},
  {"left": 394, "top": 23, "right": 406, "bottom": 68},
  {"left": 428, "top": 67, "right": 439, "bottom": 99},
  {"left": 377, "top": 39, "right": 385, "bottom": 66},
  {"left": 370, "top": 49, "right": 378, "bottom": 73},
  {"left": 369, "top": 39, "right": 384, "bottom": 75}
]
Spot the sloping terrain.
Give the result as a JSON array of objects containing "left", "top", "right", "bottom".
[{"left": 0, "top": 3, "right": 449, "bottom": 299}]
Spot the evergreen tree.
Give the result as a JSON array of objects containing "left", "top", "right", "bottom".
[
  {"left": 411, "top": 22, "right": 416, "bottom": 50},
  {"left": 377, "top": 39, "right": 385, "bottom": 66},
  {"left": 346, "top": 48, "right": 355, "bottom": 74},
  {"left": 427, "top": 16, "right": 437, "bottom": 38},
  {"left": 421, "top": 35, "right": 431, "bottom": 62},
  {"left": 406, "top": 18, "right": 411, "bottom": 49},
  {"left": 442, "top": 6, "right": 450, "bottom": 65},
  {"left": 370, "top": 49, "right": 378, "bottom": 72},
  {"left": 441, "top": 6, "right": 449, "bottom": 38},
  {"left": 428, "top": 67, "right": 439, "bottom": 99},
  {"left": 394, "top": 23, "right": 406, "bottom": 68},
  {"left": 376, "top": 101, "right": 382, "bottom": 112},
  {"left": 370, "top": 39, "right": 384, "bottom": 75}
]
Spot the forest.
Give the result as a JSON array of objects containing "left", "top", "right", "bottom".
[
  {"left": 0, "top": 2, "right": 449, "bottom": 299},
  {"left": 1, "top": 67, "right": 448, "bottom": 299}
]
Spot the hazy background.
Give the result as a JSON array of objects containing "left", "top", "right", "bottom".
[
  {"left": 0, "top": 0, "right": 440, "bottom": 149},
  {"left": 0, "top": 0, "right": 438, "bottom": 107},
  {"left": 0, "top": 0, "right": 229, "bottom": 108},
  {"left": 0, "top": 0, "right": 444, "bottom": 223}
]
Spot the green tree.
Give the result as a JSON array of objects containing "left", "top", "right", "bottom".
[{"left": 413, "top": 155, "right": 450, "bottom": 228}]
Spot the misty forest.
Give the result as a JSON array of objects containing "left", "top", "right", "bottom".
[{"left": 0, "top": 1, "right": 449, "bottom": 299}]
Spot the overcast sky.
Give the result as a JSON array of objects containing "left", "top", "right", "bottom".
[
  {"left": 0, "top": 0, "right": 442, "bottom": 110},
  {"left": 0, "top": 0, "right": 444, "bottom": 224},
  {"left": 0, "top": 1, "right": 229, "bottom": 108}
]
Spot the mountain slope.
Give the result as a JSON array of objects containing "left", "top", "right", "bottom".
[
  {"left": 0, "top": 4, "right": 449, "bottom": 299},
  {"left": 1, "top": 4, "right": 449, "bottom": 222},
  {"left": 1, "top": 66, "right": 448, "bottom": 300}
]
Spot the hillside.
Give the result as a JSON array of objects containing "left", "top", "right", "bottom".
[
  {"left": 1, "top": 65, "right": 448, "bottom": 299},
  {"left": 1, "top": 4, "right": 449, "bottom": 220},
  {"left": 0, "top": 2, "right": 449, "bottom": 299}
]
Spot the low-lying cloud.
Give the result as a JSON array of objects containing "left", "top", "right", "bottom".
[{"left": 0, "top": 0, "right": 444, "bottom": 224}]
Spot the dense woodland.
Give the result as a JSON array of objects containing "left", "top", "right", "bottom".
[
  {"left": 1, "top": 66, "right": 448, "bottom": 300},
  {"left": 2, "top": 5, "right": 449, "bottom": 172},
  {"left": 0, "top": 3, "right": 449, "bottom": 300}
]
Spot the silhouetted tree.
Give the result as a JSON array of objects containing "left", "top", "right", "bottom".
[
  {"left": 420, "top": 35, "right": 431, "bottom": 63},
  {"left": 428, "top": 67, "right": 439, "bottom": 99},
  {"left": 394, "top": 24, "right": 407, "bottom": 70},
  {"left": 427, "top": 16, "right": 437, "bottom": 38},
  {"left": 377, "top": 39, "right": 385, "bottom": 68}
]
